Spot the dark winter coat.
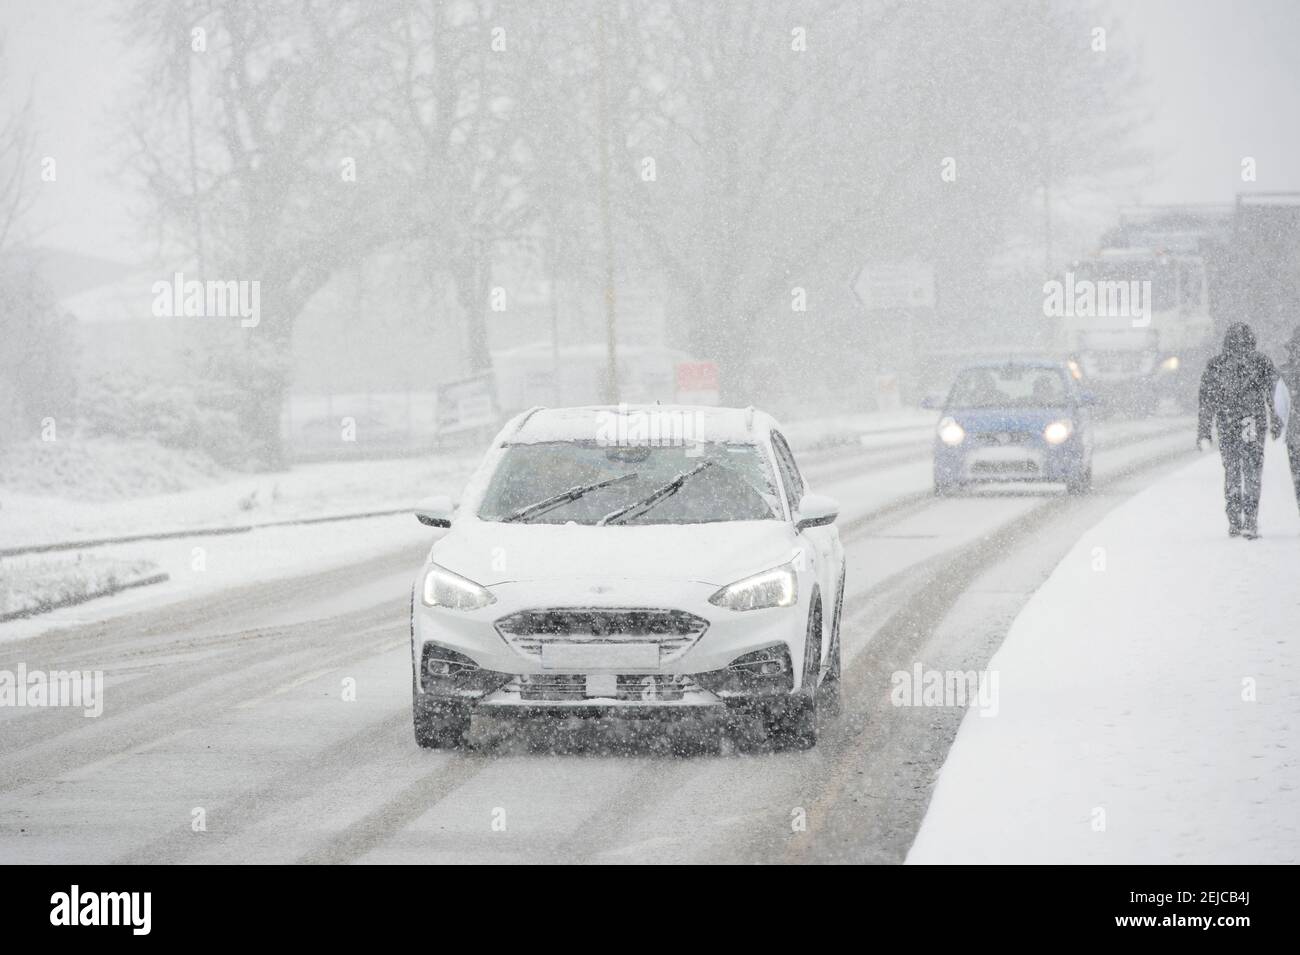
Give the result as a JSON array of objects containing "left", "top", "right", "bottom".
[{"left": 1197, "top": 323, "right": 1279, "bottom": 443}]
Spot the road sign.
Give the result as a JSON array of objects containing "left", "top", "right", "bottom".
[
  {"left": 436, "top": 372, "right": 498, "bottom": 435},
  {"left": 852, "top": 262, "right": 935, "bottom": 311}
]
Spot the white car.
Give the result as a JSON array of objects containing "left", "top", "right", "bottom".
[{"left": 410, "top": 404, "right": 846, "bottom": 750}]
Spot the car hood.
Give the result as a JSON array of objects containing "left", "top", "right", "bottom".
[
  {"left": 945, "top": 408, "right": 1073, "bottom": 432},
  {"left": 428, "top": 519, "right": 798, "bottom": 587}
]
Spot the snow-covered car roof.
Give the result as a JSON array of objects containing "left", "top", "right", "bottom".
[{"left": 502, "top": 405, "right": 775, "bottom": 446}]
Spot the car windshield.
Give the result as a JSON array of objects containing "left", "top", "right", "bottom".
[
  {"left": 947, "top": 366, "right": 1070, "bottom": 409},
  {"left": 477, "top": 441, "right": 783, "bottom": 525}
]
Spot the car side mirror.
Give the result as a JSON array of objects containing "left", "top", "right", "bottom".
[
  {"left": 415, "top": 495, "right": 455, "bottom": 528},
  {"left": 795, "top": 493, "right": 840, "bottom": 530},
  {"left": 919, "top": 394, "right": 943, "bottom": 410}
]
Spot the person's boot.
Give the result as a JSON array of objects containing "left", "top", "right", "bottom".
[{"left": 1242, "top": 515, "right": 1259, "bottom": 540}]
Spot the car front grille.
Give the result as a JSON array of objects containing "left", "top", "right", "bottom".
[
  {"left": 516, "top": 673, "right": 701, "bottom": 702},
  {"left": 495, "top": 608, "right": 709, "bottom": 663}
]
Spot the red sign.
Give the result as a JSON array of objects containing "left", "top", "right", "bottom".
[
  {"left": 674, "top": 361, "right": 720, "bottom": 406},
  {"left": 675, "top": 362, "right": 719, "bottom": 393}
]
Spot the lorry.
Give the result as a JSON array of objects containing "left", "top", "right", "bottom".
[
  {"left": 1212, "top": 193, "right": 1300, "bottom": 355},
  {"left": 1058, "top": 194, "right": 1300, "bottom": 415},
  {"left": 1057, "top": 205, "right": 1228, "bottom": 413}
]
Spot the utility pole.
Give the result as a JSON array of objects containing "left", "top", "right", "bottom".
[
  {"left": 549, "top": 226, "right": 562, "bottom": 406},
  {"left": 596, "top": 5, "right": 619, "bottom": 404},
  {"left": 1039, "top": 0, "right": 1055, "bottom": 351},
  {"left": 184, "top": 23, "right": 205, "bottom": 276},
  {"left": 1039, "top": 0, "right": 1053, "bottom": 282}
]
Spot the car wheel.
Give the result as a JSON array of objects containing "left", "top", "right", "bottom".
[
  {"left": 934, "top": 474, "right": 962, "bottom": 496},
  {"left": 413, "top": 694, "right": 471, "bottom": 749},
  {"left": 762, "top": 595, "right": 821, "bottom": 750},
  {"left": 820, "top": 571, "right": 844, "bottom": 717},
  {"left": 1066, "top": 464, "right": 1093, "bottom": 495}
]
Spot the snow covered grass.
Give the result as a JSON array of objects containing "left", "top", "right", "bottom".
[
  {"left": 908, "top": 443, "right": 1300, "bottom": 864},
  {"left": 0, "top": 437, "right": 228, "bottom": 501},
  {"left": 0, "top": 552, "right": 163, "bottom": 620},
  {"left": 0, "top": 447, "right": 481, "bottom": 551},
  {"left": 0, "top": 515, "right": 431, "bottom": 642}
]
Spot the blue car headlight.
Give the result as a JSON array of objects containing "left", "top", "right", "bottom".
[
  {"left": 1043, "top": 420, "right": 1074, "bottom": 445},
  {"left": 938, "top": 417, "right": 965, "bottom": 446}
]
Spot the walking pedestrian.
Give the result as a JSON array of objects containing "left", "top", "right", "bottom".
[{"left": 1197, "top": 322, "right": 1282, "bottom": 538}]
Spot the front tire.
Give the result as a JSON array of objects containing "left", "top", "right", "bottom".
[
  {"left": 820, "top": 571, "right": 844, "bottom": 717},
  {"left": 934, "top": 471, "right": 962, "bottom": 496},
  {"left": 1066, "top": 462, "right": 1093, "bottom": 495},
  {"left": 413, "top": 695, "right": 471, "bottom": 749},
  {"left": 761, "top": 595, "right": 821, "bottom": 750}
]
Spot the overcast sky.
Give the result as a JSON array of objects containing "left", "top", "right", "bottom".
[
  {"left": 1125, "top": 0, "right": 1300, "bottom": 204},
  {"left": 3, "top": 0, "right": 1299, "bottom": 264}
]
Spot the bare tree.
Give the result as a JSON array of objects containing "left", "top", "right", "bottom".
[
  {"left": 121, "top": 0, "right": 394, "bottom": 466},
  {"left": 585, "top": 0, "right": 1147, "bottom": 396},
  {"left": 0, "top": 39, "right": 36, "bottom": 256},
  {"left": 0, "top": 38, "right": 77, "bottom": 444},
  {"left": 369, "top": 0, "right": 542, "bottom": 373}
]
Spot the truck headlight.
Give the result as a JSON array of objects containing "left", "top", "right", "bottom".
[
  {"left": 708, "top": 562, "right": 798, "bottom": 612},
  {"left": 1160, "top": 355, "right": 1180, "bottom": 372},
  {"left": 938, "top": 417, "right": 965, "bottom": 446},
  {"left": 422, "top": 564, "right": 496, "bottom": 611},
  {"left": 1044, "top": 420, "right": 1074, "bottom": 445}
]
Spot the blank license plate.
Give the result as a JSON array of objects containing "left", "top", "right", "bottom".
[{"left": 540, "top": 643, "right": 659, "bottom": 670}]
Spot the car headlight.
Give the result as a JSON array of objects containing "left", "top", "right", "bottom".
[
  {"left": 708, "top": 562, "right": 798, "bottom": 612},
  {"left": 938, "top": 417, "right": 965, "bottom": 446},
  {"left": 422, "top": 564, "right": 496, "bottom": 611},
  {"left": 1160, "top": 355, "right": 1180, "bottom": 372},
  {"left": 1043, "top": 420, "right": 1073, "bottom": 445}
]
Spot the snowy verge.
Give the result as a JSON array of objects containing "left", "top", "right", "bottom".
[
  {"left": 0, "top": 552, "right": 164, "bottom": 620},
  {"left": 0, "top": 514, "right": 433, "bottom": 643},
  {"left": 907, "top": 443, "right": 1300, "bottom": 863},
  {"left": 0, "top": 451, "right": 480, "bottom": 551},
  {"left": 0, "top": 409, "right": 933, "bottom": 552}
]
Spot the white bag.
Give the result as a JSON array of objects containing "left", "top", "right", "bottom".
[{"left": 1276, "top": 378, "right": 1292, "bottom": 436}]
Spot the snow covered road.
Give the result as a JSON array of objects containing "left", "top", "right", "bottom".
[{"left": 0, "top": 418, "right": 1202, "bottom": 864}]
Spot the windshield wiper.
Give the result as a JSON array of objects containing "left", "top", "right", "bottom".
[
  {"left": 599, "top": 460, "right": 715, "bottom": 526},
  {"left": 501, "top": 472, "right": 638, "bottom": 523}
]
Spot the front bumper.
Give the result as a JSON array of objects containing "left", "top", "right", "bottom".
[
  {"left": 934, "top": 436, "right": 1087, "bottom": 484},
  {"left": 412, "top": 576, "right": 809, "bottom": 712}
]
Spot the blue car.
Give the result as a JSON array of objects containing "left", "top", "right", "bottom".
[{"left": 925, "top": 360, "right": 1096, "bottom": 495}]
